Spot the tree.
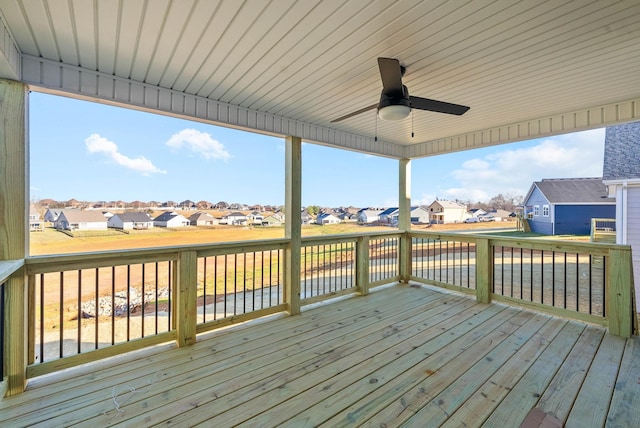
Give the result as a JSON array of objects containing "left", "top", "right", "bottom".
[{"left": 306, "top": 205, "right": 320, "bottom": 215}]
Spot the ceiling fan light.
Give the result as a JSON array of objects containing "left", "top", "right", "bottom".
[{"left": 378, "top": 104, "right": 411, "bottom": 120}]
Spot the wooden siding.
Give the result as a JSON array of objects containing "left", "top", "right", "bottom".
[{"left": 1, "top": 284, "right": 638, "bottom": 427}]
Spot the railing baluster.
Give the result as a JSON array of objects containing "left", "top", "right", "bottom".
[
  {"left": 59, "top": 272, "right": 64, "bottom": 359},
  {"left": 142, "top": 263, "right": 146, "bottom": 337},
  {"left": 40, "top": 273, "right": 44, "bottom": 362},
  {"left": 155, "top": 262, "right": 159, "bottom": 334},
  {"left": 94, "top": 268, "right": 99, "bottom": 349},
  {"left": 126, "top": 265, "right": 131, "bottom": 342},
  {"left": 77, "top": 269, "right": 81, "bottom": 355},
  {"left": 110, "top": 266, "right": 115, "bottom": 345}
]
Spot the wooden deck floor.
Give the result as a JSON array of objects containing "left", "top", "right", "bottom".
[{"left": 2, "top": 284, "right": 640, "bottom": 427}]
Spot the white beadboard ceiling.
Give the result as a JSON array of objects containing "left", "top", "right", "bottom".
[{"left": 1, "top": 0, "right": 639, "bottom": 159}]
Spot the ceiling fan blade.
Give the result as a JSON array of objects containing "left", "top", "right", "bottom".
[
  {"left": 410, "top": 96, "right": 470, "bottom": 115},
  {"left": 330, "top": 103, "right": 378, "bottom": 123},
  {"left": 378, "top": 57, "right": 404, "bottom": 94}
]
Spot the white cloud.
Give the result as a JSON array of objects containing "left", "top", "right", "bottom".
[
  {"left": 85, "top": 133, "right": 167, "bottom": 175},
  {"left": 443, "top": 128, "right": 606, "bottom": 202},
  {"left": 166, "top": 128, "right": 231, "bottom": 161}
]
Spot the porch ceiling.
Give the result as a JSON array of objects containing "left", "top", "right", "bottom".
[{"left": 0, "top": 0, "right": 639, "bottom": 159}]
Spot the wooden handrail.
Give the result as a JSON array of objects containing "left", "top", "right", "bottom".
[{"left": 0, "top": 260, "right": 24, "bottom": 284}]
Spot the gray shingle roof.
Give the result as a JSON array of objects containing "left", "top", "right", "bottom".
[
  {"left": 60, "top": 210, "right": 107, "bottom": 222},
  {"left": 534, "top": 178, "right": 613, "bottom": 204},
  {"left": 603, "top": 121, "right": 640, "bottom": 181},
  {"left": 153, "top": 211, "right": 179, "bottom": 222},
  {"left": 116, "top": 212, "right": 152, "bottom": 222}
]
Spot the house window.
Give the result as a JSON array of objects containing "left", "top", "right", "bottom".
[
  {"left": 543, "top": 205, "right": 549, "bottom": 216},
  {"left": 533, "top": 205, "right": 540, "bottom": 216}
]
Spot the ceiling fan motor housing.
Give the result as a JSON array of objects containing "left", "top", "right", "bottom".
[{"left": 378, "top": 85, "right": 411, "bottom": 120}]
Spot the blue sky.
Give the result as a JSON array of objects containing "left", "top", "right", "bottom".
[{"left": 30, "top": 92, "right": 606, "bottom": 208}]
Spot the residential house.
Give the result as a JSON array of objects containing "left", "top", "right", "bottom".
[
  {"left": 467, "top": 208, "right": 487, "bottom": 219},
  {"left": 380, "top": 206, "right": 430, "bottom": 225},
  {"left": 43, "top": 208, "right": 64, "bottom": 223},
  {"left": 522, "top": 178, "right": 615, "bottom": 235},
  {"left": 153, "top": 211, "right": 190, "bottom": 227},
  {"left": 248, "top": 211, "right": 264, "bottom": 225},
  {"left": 188, "top": 212, "right": 218, "bottom": 226},
  {"left": 358, "top": 208, "right": 384, "bottom": 224},
  {"left": 378, "top": 207, "right": 399, "bottom": 224},
  {"left": 262, "top": 213, "right": 285, "bottom": 227},
  {"left": 409, "top": 206, "right": 430, "bottom": 224},
  {"left": 179, "top": 200, "right": 196, "bottom": 210},
  {"left": 602, "top": 121, "right": 640, "bottom": 303},
  {"left": 222, "top": 212, "right": 248, "bottom": 226},
  {"left": 428, "top": 200, "right": 467, "bottom": 224},
  {"left": 196, "top": 201, "right": 213, "bottom": 210},
  {"left": 229, "top": 203, "right": 248, "bottom": 211},
  {"left": 54, "top": 210, "right": 108, "bottom": 231},
  {"left": 316, "top": 213, "right": 340, "bottom": 225},
  {"left": 300, "top": 211, "right": 313, "bottom": 225},
  {"left": 29, "top": 204, "right": 43, "bottom": 231},
  {"left": 108, "top": 212, "right": 154, "bottom": 230}
]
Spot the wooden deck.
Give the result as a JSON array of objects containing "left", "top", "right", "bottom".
[{"left": 2, "top": 284, "right": 639, "bottom": 427}]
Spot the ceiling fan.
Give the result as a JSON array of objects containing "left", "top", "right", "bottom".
[{"left": 331, "top": 57, "right": 470, "bottom": 123}]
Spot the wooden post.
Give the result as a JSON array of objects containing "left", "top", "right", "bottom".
[
  {"left": 475, "top": 238, "right": 492, "bottom": 304},
  {"left": 0, "top": 79, "right": 28, "bottom": 396},
  {"left": 356, "top": 236, "right": 370, "bottom": 295},
  {"left": 607, "top": 247, "right": 632, "bottom": 338},
  {"left": 176, "top": 250, "right": 197, "bottom": 347},
  {"left": 398, "top": 159, "right": 411, "bottom": 283},
  {"left": 284, "top": 136, "right": 302, "bottom": 315}
]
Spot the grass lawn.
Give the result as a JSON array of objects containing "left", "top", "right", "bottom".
[{"left": 29, "top": 223, "right": 394, "bottom": 255}]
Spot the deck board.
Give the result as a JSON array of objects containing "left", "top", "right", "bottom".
[
  {"left": 565, "top": 334, "right": 626, "bottom": 427},
  {"left": 1, "top": 283, "right": 638, "bottom": 427},
  {"left": 606, "top": 336, "right": 640, "bottom": 427}
]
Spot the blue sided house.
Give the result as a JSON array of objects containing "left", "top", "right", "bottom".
[{"left": 523, "top": 177, "right": 615, "bottom": 235}]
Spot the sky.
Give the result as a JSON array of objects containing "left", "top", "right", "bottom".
[{"left": 30, "top": 92, "right": 606, "bottom": 208}]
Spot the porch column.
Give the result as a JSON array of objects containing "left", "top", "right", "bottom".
[
  {"left": 284, "top": 136, "right": 302, "bottom": 315},
  {"left": 0, "top": 79, "right": 29, "bottom": 396},
  {"left": 398, "top": 158, "right": 411, "bottom": 283}
]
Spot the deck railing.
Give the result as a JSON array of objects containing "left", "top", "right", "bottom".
[
  {"left": 0, "top": 230, "right": 634, "bottom": 395},
  {"left": 490, "top": 239, "right": 607, "bottom": 320},
  {"left": 301, "top": 236, "right": 356, "bottom": 302},
  {"left": 368, "top": 234, "right": 401, "bottom": 286},
  {"left": 409, "top": 231, "right": 634, "bottom": 333},
  {"left": 410, "top": 234, "right": 477, "bottom": 293},
  {"left": 195, "top": 240, "right": 287, "bottom": 329}
]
